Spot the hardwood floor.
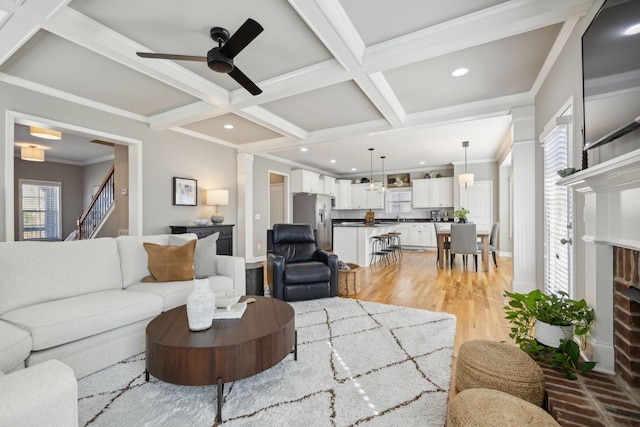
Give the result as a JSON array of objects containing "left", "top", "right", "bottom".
[{"left": 341, "top": 249, "right": 514, "bottom": 395}]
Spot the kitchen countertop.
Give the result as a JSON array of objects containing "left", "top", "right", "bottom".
[{"left": 332, "top": 219, "right": 454, "bottom": 226}]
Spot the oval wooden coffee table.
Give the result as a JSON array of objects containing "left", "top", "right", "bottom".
[{"left": 145, "top": 296, "right": 297, "bottom": 422}]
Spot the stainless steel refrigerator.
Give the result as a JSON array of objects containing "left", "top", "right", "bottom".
[{"left": 292, "top": 194, "right": 334, "bottom": 250}]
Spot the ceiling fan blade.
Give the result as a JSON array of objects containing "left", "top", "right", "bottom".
[
  {"left": 228, "top": 67, "right": 262, "bottom": 96},
  {"left": 136, "top": 52, "right": 207, "bottom": 62},
  {"left": 219, "top": 18, "right": 263, "bottom": 59}
]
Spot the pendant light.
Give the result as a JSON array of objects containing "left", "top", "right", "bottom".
[
  {"left": 380, "top": 156, "right": 386, "bottom": 192},
  {"left": 458, "top": 140, "right": 474, "bottom": 188},
  {"left": 365, "top": 148, "right": 384, "bottom": 192}
]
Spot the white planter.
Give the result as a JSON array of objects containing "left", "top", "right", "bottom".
[
  {"left": 186, "top": 279, "right": 216, "bottom": 331},
  {"left": 534, "top": 320, "right": 574, "bottom": 348}
]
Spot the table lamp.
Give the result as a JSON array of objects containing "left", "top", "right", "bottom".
[{"left": 207, "top": 189, "right": 229, "bottom": 223}]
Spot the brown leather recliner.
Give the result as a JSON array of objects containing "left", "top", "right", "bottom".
[{"left": 266, "top": 224, "right": 338, "bottom": 301}]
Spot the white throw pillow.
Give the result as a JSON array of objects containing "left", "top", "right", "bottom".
[{"left": 169, "top": 232, "right": 218, "bottom": 278}]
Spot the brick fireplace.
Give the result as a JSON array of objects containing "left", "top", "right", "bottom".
[{"left": 613, "top": 246, "right": 640, "bottom": 388}]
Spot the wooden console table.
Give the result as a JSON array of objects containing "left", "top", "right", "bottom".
[{"left": 169, "top": 224, "right": 234, "bottom": 255}]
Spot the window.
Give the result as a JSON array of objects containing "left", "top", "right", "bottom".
[
  {"left": 19, "top": 179, "right": 62, "bottom": 241},
  {"left": 386, "top": 190, "right": 412, "bottom": 214},
  {"left": 541, "top": 106, "right": 573, "bottom": 297}
]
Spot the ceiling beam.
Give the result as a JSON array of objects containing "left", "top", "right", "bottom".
[{"left": 364, "top": 0, "right": 593, "bottom": 73}]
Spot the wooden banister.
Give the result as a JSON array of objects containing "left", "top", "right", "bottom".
[{"left": 78, "top": 165, "right": 115, "bottom": 239}]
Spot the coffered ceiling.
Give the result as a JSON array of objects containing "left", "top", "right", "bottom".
[{"left": 0, "top": 0, "right": 595, "bottom": 175}]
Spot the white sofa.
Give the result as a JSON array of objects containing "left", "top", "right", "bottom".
[
  {"left": 0, "top": 233, "right": 245, "bottom": 378},
  {"left": 0, "top": 360, "right": 78, "bottom": 427}
]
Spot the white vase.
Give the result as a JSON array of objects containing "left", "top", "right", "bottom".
[
  {"left": 186, "top": 279, "right": 216, "bottom": 331},
  {"left": 535, "top": 319, "right": 574, "bottom": 348}
]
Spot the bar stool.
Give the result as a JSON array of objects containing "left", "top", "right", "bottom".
[
  {"left": 370, "top": 235, "right": 389, "bottom": 266},
  {"left": 379, "top": 233, "right": 397, "bottom": 263},
  {"left": 387, "top": 231, "right": 402, "bottom": 259}
]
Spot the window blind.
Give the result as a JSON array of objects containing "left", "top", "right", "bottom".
[
  {"left": 542, "top": 122, "right": 573, "bottom": 296},
  {"left": 20, "top": 180, "right": 61, "bottom": 240}
]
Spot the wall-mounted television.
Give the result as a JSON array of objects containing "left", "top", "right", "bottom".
[{"left": 582, "top": 0, "right": 640, "bottom": 151}]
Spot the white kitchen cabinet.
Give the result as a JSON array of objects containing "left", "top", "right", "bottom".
[
  {"left": 335, "top": 179, "right": 352, "bottom": 209},
  {"left": 412, "top": 179, "right": 430, "bottom": 208},
  {"left": 408, "top": 223, "right": 433, "bottom": 247},
  {"left": 351, "top": 183, "right": 384, "bottom": 210},
  {"left": 412, "top": 178, "right": 453, "bottom": 208},
  {"left": 367, "top": 188, "right": 384, "bottom": 209},
  {"left": 404, "top": 223, "right": 438, "bottom": 247},
  {"left": 430, "top": 177, "right": 453, "bottom": 207},
  {"left": 320, "top": 175, "right": 337, "bottom": 196},
  {"left": 394, "top": 224, "right": 410, "bottom": 247},
  {"left": 291, "top": 170, "right": 320, "bottom": 194},
  {"left": 351, "top": 184, "right": 367, "bottom": 209}
]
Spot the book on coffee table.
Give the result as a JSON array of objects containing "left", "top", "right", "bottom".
[{"left": 213, "top": 302, "right": 247, "bottom": 319}]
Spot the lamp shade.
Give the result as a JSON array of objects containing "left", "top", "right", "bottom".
[
  {"left": 30, "top": 126, "right": 62, "bottom": 140},
  {"left": 206, "top": 189, "right": 229, "bottom": 206},
  {"left": 458, "top": 173, "right": 474, "bottom": 187},
  {"left": 21, "top": 146, "right": 45, "bottom": 162}
]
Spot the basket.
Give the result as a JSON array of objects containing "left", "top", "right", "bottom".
[{"left": 338, "top": 263, "right": 362, "bottom": 296}]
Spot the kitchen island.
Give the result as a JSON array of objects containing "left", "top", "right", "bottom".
[{"left": 333, "top": 223, "right": 399, "bottom": 267}]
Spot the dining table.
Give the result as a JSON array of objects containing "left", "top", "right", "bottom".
[{"left": 436, "top": 227, "right": 492, "bottom": 272}]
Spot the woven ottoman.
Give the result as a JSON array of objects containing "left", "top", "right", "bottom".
[
  {"left": 448, "top": 388, "right": 560, "bottom": 427},
  {"left": 456, "top": 339, "right": 545, "bottom": 406}
]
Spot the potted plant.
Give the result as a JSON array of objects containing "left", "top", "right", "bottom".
[
  {"left": 504, "top": 289, "right": 596, "bottom": 379},
  {"left": 454, "top": 207, "right": 469, "bottom": 223}
]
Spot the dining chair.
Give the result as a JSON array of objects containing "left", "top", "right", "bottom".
[
  {"left": 433, "top": 222, "right": 450, "bottom": 266},
  {"left": 478, "top": 222, "right": 500, "bottom": 268},
  {"left": 450, "top": 223, "right": 479, "bottom": 271}
]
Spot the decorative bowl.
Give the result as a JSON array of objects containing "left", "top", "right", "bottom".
[
  {"left": 215, "top": 290, "right": 242, "bottom": 311},
  {"left": 192, "top": 219, "right": 209, "bottom": 226}
]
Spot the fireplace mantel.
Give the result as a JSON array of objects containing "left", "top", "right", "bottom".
[
  {"left": 557, "top": 148, "right": 640, "bottom": 374},
  {"left": 558, "top": 148, "right": 640, "bottom": 194}
]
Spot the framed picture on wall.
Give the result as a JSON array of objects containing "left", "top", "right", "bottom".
[
  {"left": 173, "top": 177, "right": 197, "bottom": 206},
  {"left": 387, "top": 173, "right": 410, "bottom": 188}
]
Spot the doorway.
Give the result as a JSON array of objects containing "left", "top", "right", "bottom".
[
  {"left": 268, "top": 171, "right": 289, "bottom": 228},
  {"left": 4, "top": 111, "right": 142, "bottom": 241}
]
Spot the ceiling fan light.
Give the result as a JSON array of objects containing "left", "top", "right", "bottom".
[
  {"left": 21, "top": 145, "right": 45, "bottom": 162},
  {"left": 30, "top": 126, "right": 61, "bottom": 140}
]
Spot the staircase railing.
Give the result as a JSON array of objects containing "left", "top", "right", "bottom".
[{"left": 78, "top": 165, "right": 115, "bottom": 240}]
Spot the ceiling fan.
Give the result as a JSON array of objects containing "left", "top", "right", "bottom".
[{"left": 136, "top": 18, "right": 263, "bottom": 95}]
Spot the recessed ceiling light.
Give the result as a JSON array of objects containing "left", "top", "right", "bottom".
[
  {"left": 330, "top": 159, "right": 336, "bottom": 163},
  {"left": 300, "top": 147, "right": 308, "bottom": 152},
  {"left": 351, "top": 168, "right": 357, "bottom": 171},
  {"left": 419, "top": 161, "right": 425, "bottom": 165},
  {"left": 223, "top": 124, "right": 234, "bottom": 130},
  {"left": 624, "top": 23, "right": 640, "bottom": 36},
  {"left": 452, "top": 67, "right": 469, "bottom": 77}
]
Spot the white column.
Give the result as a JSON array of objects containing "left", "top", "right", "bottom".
[
  {"left": 511, "top": 106, "right": 537, "bottom": 293},
  {"left": 237, "top": 153, "right": 253, "bottom": 259},
  {"left": 583, "top": 191, "right": 615, "bottom": 373}
]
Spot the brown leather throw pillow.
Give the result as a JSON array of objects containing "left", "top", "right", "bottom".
[{"left": 141, "top": 239, "right": 196, "bottom": 282}]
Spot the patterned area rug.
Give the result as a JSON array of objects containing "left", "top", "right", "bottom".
[{"left": 78, "top": 297, "right": 456, "bottom": 426}]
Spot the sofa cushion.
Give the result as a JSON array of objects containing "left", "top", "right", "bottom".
[
  {"left": 0, "top": 290, "right": 162, "bottom": 351},
  {"left": 0, "top": 320, "right": 32, "bottom": 373},
  {"left": 128, "top": 275, "right": 234, "bottom": 311},
  {"left": 118, "top": 234, "right": 199, "bottom": 288},
  {"left": 142, "top": 239, "right": 196, "bottom": 282},
  {"left": 169, "top": 233, "right": 218, "bottom": 277},
  {"left": 284, "top": 262, "right": 331, "bottom": 284},
  {"left": 0, "top": 238, "right": 122, "bottom": 315}
]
